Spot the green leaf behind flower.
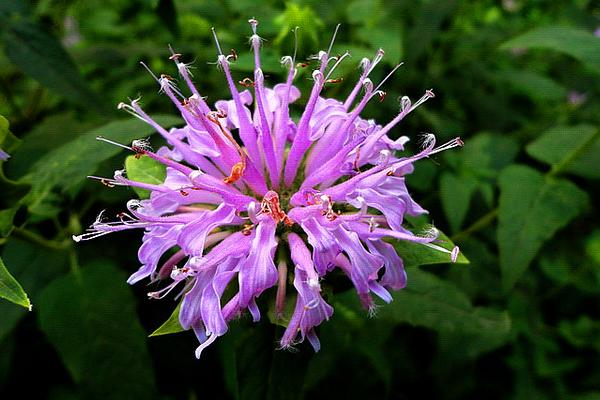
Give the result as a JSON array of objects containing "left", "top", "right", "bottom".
[
  {"left": 19, "top": 116, "right": 180, "bottom": 218},
  {"left": 149, "top": 300, "right": 184, "bottom": 336},
  {"left": 125, "top": 154, "right": 167, "bottom": 199}
]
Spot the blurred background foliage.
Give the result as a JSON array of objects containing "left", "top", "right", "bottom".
[{"left": 0, "top": 0, "right": 599, "bottom": 399}]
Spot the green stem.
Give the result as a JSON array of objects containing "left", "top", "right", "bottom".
[
  {"left": 451, "top": 208, "right": 498, "bottom": 242},
  {"left": 12, "top": 227, "right": 71, "bottom": 251}
]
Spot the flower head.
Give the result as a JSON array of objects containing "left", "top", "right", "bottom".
[{"left": 74, "top": 20, "right": 463, "bottom": 357}]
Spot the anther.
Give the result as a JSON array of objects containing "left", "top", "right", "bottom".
[
  {"left": 239, "top": 77, "right": 255, "bottom": 88},
  {"left": 224, "top": 161, "right": 245, "bottom": 184}
]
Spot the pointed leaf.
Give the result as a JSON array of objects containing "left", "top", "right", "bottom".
[
  {"left": 391, "top": 225, "right": 469, "bottom": 267},
  {"left": 149, "top": 301, "right": 184, "bottom": 336},
  {"left": 0, "top": 257, "right": 31, "bottom": 310},
  {"left": 440, "top": 172, "right": 478, "bottom": 232},
  {"left": 498, "top": 165, "right": 589, "bottom": 290}
]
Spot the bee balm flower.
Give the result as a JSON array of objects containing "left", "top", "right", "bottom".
[{"left": 74, "top": 20, "right": 462, "bottom": 358}]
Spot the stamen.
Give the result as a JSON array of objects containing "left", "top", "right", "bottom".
[
  {"left": 95, "top": 136, "right": 133, "bottom": 151},
  {"left": 211, "top": 27, "right": 224, "bottom": 55},
  {"left": 139, "top": 61, "right": 161, "bottom": 85}
]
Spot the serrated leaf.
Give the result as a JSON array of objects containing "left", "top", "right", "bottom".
[
  {"left": 0, "top": 257, "right": 31, "bottom": 310},
  {"left": 526, "top": 125, "right": 600, "bottom": 179},
  {"left": 379, "top": 268, "right": 511, "bottom": 337},
  {"left": 440, "top": 172, "right": 478, "bottom": 232},
  {"left": 37, "top": 261, "right": 156, "bottom": 397},
  {"left": 501, "top": 27, "right": 600, "bottom": 74},
  {"left": 20, "top": 115, "right": 181, "bottom": 216},
  {"left": 498, "top": 165, "right": 589, "bottom": 290},
  {"left": 3, "top": 21, "right": 106, "bottom": 112},
  {"left": 125, "top": 154, "right": 167, "bottom": 199},
  {"left": 149, "top": 301, "right": 184, "bottom": 336}
]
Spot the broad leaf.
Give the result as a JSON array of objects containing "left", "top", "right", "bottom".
[
  {"left": 526, "top": 125, "right": 600, "bottom": 179},
  {"left": 380, "top": 268, "right": 511, "bottom": 336},
  {"left": 20, "top": 116, "right": 181, "bottom": 216},
  {"left": 125, "top": 154, "right": 167, "bottom": 198},
  {"left": 0, "top": 257, "right": 31, "bottom": 310},
  {"left": 498, "top": 165, "right": 589, "bottom": 290},
  {"left": 37, "top": 261, "right": 156, "bottom": 398},
  {"left": 3, "top": 21, "right": 106, "bottom": 112},
  {"left": 501, "top": 27, "right": 600, "bottom": 74}
]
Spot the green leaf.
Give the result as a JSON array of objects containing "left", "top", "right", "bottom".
[
  {"left": 526, "top": 125, "right": 600, "bottom": 179},
  {"left": 0, "top": 238, "right": 68, "bottom": 342},
  {"left": 380, "top": 268, "right": 511, "bottom": 337},
  {"left": 125, "top": 154, "right": 167, "bottom": 198},
  {"left": 0, "top": 115, "right": 20, "bottom": 155},
  {"left": 391, "top": 222, "right": 469, "bottom": 267},
  {"left": 149, "top": 301, "right": 184, "bottom": 336},
  {"left": 450, "top": 132, "right": 519, "bottom": 179},
  {"left": 501, "top": 27, "right": 600, "bottom": 74},
  {"left": 37, "top": 261, "right": 156, "bottom": 397},
  {"left": 498, "top": 165, "right": 589, "bottom": 290},
  {"left": 558, "top": 316, "right": 600, "bottom": 352},
  {"left": 440, "top": 172, "right": 478, "bottom": 232},
  {"left": 0, "top": 257, "right": 31, "bottom": 310},
  {"left": 20, "top": 115, "right": 181, "bottom": 216},
  {"left": 3, "top": 21, "right": 106, "bottom": 112},
  {"left": 496, "top": 70, "right": 567, "bottom": 101}
]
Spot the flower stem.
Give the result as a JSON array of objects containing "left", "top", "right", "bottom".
[
  {"left": 12, "top": 226, "right": 72, "bottom": 251},
  {"left": 547, "top": 128, "right": 600, "bottom": 178},
  {"left": 451, "top": 208, "right": 498, "bottom": 242}
]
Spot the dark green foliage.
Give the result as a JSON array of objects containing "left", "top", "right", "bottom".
[{"left": 0, "top": 0, "right": 599, "bottom": 399}]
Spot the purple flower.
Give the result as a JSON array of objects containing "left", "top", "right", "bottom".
[
  {"left": 567, "top": 91, "right": 587, "bottom": 107},
  {"left": 0, "top": 149, "right": 9, "bottom": 161},
  {"left": 74, "top": 20, "right": 462, "bottom": 358}
]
